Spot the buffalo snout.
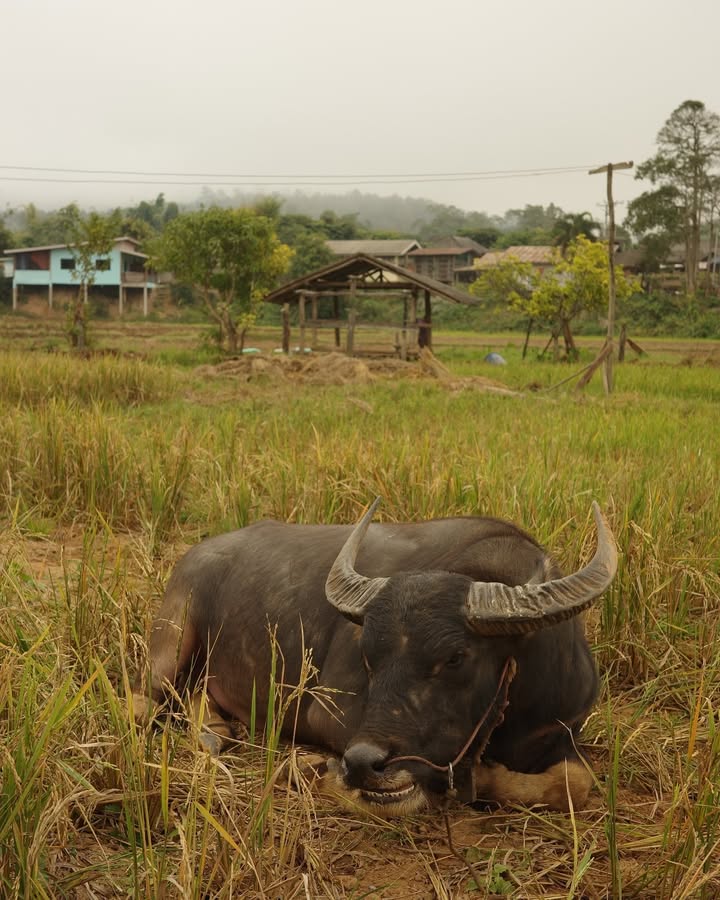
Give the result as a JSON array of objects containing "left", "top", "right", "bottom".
[{"left": 342, "top": 741, "right": 389, "bottom": 788}]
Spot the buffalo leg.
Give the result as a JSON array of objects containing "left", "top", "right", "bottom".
[
  {"left": 132, "top": 592, "right": 200, "bottom": 724},
  {"left": 190, "top": 692, "right": 235, "bottom": 756},
  {"left": 472, "top": 757, "right": 593, "bottom": 811}
]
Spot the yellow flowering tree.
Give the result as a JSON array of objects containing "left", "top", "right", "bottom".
[{"left": 473, "top": 236, "right": 639, "bottom": 359}]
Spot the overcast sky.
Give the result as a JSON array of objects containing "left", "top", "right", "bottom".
[{"left": 2, "top": 0, "right": 719, "bottom": 222}]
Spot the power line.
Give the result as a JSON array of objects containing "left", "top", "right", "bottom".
[
  {"left": 0, "top": 164, "right": 597, "bottom": 188},
  {"left": 0, "top": 162, "right": 593, "bottom": 180}
]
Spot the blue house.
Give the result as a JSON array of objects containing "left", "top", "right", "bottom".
[{"left": 4, "top": 236, "right": 157, "bottom": 315}]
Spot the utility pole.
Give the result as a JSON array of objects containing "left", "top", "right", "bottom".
[{"left": 589, "top": 161, "right": 633, "bottom": 393}]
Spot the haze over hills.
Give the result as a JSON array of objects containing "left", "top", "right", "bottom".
[
  {"left": 187, "top": 188, "right": 569, "bottom": 238},
  {"left": 194, "top": 188, "right": 493, "bottom": 234},
  {"left": 3, "top": 188, "right": 570, "bottom": 244}
]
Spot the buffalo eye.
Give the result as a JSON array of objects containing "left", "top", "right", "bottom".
[{"left": 444, "top": 650, "right": 466, "bottom": 671}]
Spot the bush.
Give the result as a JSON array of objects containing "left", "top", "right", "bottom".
[{"left": 618, "top": 290, "right": 720, "bottom": 338}]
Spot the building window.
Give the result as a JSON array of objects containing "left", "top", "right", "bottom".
[
  {"left": 95, "top": 258, "right": 111, "bottom": 271},
  {"left": 18, "top": 251, "right": 50, "bottom": 270},
  {"left": 61, "top": 258, "right": 76, "bottom": 270}
]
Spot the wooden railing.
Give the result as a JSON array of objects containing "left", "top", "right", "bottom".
[{"left": 121, "top": 271, "right": 148, "bottom": 284}]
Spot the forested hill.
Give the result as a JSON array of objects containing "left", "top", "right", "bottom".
[{"left": 196, "top": 187, "right": 502, "bottom": 235}]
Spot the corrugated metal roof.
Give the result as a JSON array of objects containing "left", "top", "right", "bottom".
[
  {"left": 408, "top": 247, "right": 473, "bottom": 257},
  {"left": 425, "top": 236, "right": 487, "bottom": 254},
  {"left": 3, "top": 235, "right": 143, "bottom": 255},
  {"left": 473, "top": 251, "right": 506, "bottom": 269},
  {"left": 473, "top": 246, "right": 555, "bottom": 267},
  {"left": 502, "top": 246, "right": 556, "bottom": 264},
  {"left": 326, "top": 239, "right": 420, "bottom": 256},
  {"left": 263, "top": 253, "right": 478, "bottom": 306}
]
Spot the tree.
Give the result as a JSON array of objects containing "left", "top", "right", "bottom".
[
  {"left": 630, "top": 100, "right": 720, "bottom": 294},
  {"left": 470, "top": 254, "right": 544, "bottom": 356},
  {"left": 457, "top": 226, "right": 501, "bottom": 248},
  {"left": 471, "top": 254, "right": 541, "bottom": 309},
  {"left": 64, "top": 208, "right": 122, "bottom": 350},
  {"left": 285, "top": 231, "right": 334, "bottom": 280},
  {"left": 0, "top": 214, "right": 13, "bottom": 252},
  {"left": 502, "top": 203, "right": 564, "bottom": 232},
  {"left": 532, "top": 237, "right": 638, "bottom": 357},
  {"left": 13, "top": 203, "right": 82, "bottom": 246},
  {"left": 127, "top": 193, "right": 180, "bottom": 231},
  {"left": 418, "top": 205, "right": 502, "bottom": 243},
  {"left": 625, "top": 184, "right": 685, "bottom": 274},
  {"left": 318, "top": 210, "right": 366, "bottom": 240},
  {"left": 417, "top": 204, "right": 471, "bottom": 242},
  {"left": 155, "top": 208, "right": 292, "bottom": 353},
  {"left": 273, "top": 212, "right": 334, "bottom": 279},
  {"left": 704, "top": 174, "right": 720, "bottom": 290},
  {"left": 551, "top": 212, "right": 601, "bottom": 255},
  {"left": 473, "top": 237, "right": 639, "bottom": 359},
  {"left": 252, "top": 196, "right": 283, "bottom": 221}
]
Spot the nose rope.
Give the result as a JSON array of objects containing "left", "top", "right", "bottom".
[{"left": 383, "top": 656, "right": 517, "bottom": 787}]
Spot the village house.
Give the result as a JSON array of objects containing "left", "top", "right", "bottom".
[
  {"left": 457, "top": 245, "right": 557, "bottom": 284},
  {"left": 4, "top": 235, "right": 157, "bottom": 315},
  {"left": 406, "top": 236, "right": 487, "bottom": 285}
]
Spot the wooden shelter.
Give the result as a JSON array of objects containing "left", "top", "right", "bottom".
[{"left": 263, "top": 253, "right": 478, "bottom": 358}]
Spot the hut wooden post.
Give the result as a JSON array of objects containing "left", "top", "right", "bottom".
[
  {"left": 423, "top": 289, "right": 432, "bottom": 349},
  {"left": 346, "top": 277, "right": 358, "bottom": 356},
  {"left": 298, "top": 292, "right": 306, "bottom": 353},
  {"left": 311, "top": 294, "right": 318, "bottom": 349},
  {"left": 399, "top": 328, "right": 408, "bottom": 361},
  {"left": 282, "top": 303, "right": 290, "bottom": 354},
  {"left": 409, "top": 289, "right": 418, "bottom": 353},
  {"left": 401, "top": 297, "right": 408, "bottom": 360},
  {"left": 347, "top": 308, "right": 356, "bottom": 357},
  {"left": 333, "top": 295, "right": 341, "bottom": 348}
]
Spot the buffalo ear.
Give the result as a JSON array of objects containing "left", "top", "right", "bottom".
[{"left": 325, "top": 498, "right": 389, "bottom": 621}]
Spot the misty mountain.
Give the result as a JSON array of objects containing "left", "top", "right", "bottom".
[{"left": 195, "top": 187, "right": 506, "bottom": 236}]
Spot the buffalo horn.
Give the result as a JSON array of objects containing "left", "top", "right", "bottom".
[
  {"left": 325, "top": 497, "right": 389, "bottom": 622},
  {"left": 465, "top": 502, "right": 617, "bottom": 635}
]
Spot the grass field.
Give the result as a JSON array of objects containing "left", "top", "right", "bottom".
[{"left": 1, "top": 316, "right": 719, "bottom": 898}]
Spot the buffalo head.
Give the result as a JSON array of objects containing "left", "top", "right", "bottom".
[{"left": 323, "top": 499, "right": 617, "bottom": 814}]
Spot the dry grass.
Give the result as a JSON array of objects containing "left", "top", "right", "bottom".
[{"left": 1, "top": 333, "right": 719, "bottom": 898}]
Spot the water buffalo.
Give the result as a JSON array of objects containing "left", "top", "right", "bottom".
[{"left": 133, "top": 499, "right": 617, "bottom": 816}]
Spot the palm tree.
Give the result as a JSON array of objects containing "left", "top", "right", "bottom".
[{"left": 552, "top": 212, "right": 601, "bottom": 256}]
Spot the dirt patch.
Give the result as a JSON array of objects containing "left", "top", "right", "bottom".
[{"left": 195, "top": 349, "right": 520, "bottom": 394}]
